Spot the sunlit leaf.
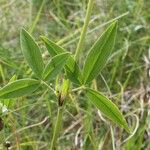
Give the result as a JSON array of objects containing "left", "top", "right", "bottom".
[
  {"left": 1, "top": 74, "right": 18, "bottom": 108},
  {"left": 83, "top": 21, "right": 118, "bottom": 84},
  {"left": 20, "top": 29, "right": 44, "bottom": 78},
  {"left": 0, "top": 46, "right": 17, "bottom": 69},
  {"left": 41, "top": 36, "right": 82, "bottom": 84},
  {"left": 86, "top": 88, "right": 130, "bottom": 133},
  {"left": 0, "top": 79, "right": 40, "bottom": 99},
  {"left": 43, "top": 53, "right": 69, "bottom": 81}
]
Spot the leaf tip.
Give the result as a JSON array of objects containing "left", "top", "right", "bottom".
[
  {"left": 123, "top": 122, "right": 131, "bottom": 134},
  {"left": 40, "top": 35, "right": 45, "bottom": 41},
  {"left": 20, "top": 28, "right": 27, "bottom": 35}
]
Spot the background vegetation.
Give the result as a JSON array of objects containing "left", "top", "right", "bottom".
[{"left": 0, "top": 0, "right": 149, "bottom": 149}]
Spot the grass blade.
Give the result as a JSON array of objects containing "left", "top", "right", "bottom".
[
  {"left": 86, "top": 88, "right": 130, "bottom": 133},
  {"left": 20, "top": 29, "right": 44, "bottom": 78},
  {"left": 83, "top": 21, "right": 118, "bottom": 84}
]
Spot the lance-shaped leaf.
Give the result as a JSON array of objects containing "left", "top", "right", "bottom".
[
  {"left": 20, "top": 29, "right": 44, "bottom": 78},
  {"left": 41, "top": 36, "right": 82, "bottom": 84},
  {"left": 1, "top": 75, "right": 18, "bottom": 108},
  {"left": 43, "top": 53, "right": 69, "bottom": 81},
  {"left": 83, "top": 21, "right": 118, "bottom": 84},
  {"left": 0, "top": 46, "right": 17, "bottom": 69},
  {"left": 0, "top": 79, "right": 40, "bottom": 99},
  {"left": 86, "top": 88, "right": 130, "bottom": 133},
  {"left": 40, "top": 36, "right": 63, "bottom": 56}
]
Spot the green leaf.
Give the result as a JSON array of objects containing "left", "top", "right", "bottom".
[
  {"left": 40, "top": 36, "right": 64, "bottom": 56},
  {"left": 0, "top": 46, "right": 17, "bottom": 69},
  {"left": 43, "top": 53, "right": 69, "bottom": 81},
  {"left": 9, "top": 74, "right": 17, "bottom": 82},
  {"left": 83, "top": 21, "right": 118, "bottom": 84},
  {"left": 41, "top": 36, "right": 82, "bottom": 84},
  {"left": 86, "top": 88, "right": 130, "bottom": 133},
  {"left": 0, "top": 79, "right": 40, "bottom": 99},
  {"left": 1, "top": 75, "right": 18, "bottom": 108},
  {"left": 20, "top": 29, "right": 44, "bottom": 78},
  {"left": 65, "top": 56, "right": 83, "bottom": 85}
]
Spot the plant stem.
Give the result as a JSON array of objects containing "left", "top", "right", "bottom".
[
  {"left": 50, "top": 107, "right": 63, "bottom": 150},
  {"left": 71, "top": 85, "right": 85, "bottom": 92},
  {"left": 110, "top": 125, "right": 115, "bottom": 150},
  {"left": 29, "top": 0, "right": 33, "bottom": 25},
  {"left": 29, "top": 0, "right": 45, "bottom": 34},
  {"left": 50, "top": 1, "right": 94, "bottom": 149},
  {"left": 41, "top": 80, "right": 55, "bottom": 93},
  {"left": 9, "top": 114, "right": 21, "bottom": 150},
  {"left": 74, "top": 0, "right": 94, "bottom": 61}
]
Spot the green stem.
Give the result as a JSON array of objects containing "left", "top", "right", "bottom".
[
  {"left": 110, "top": 126, "right": 115, "bottom": 150},
  {"left": 50, "top": 107, "right": 63, "bottom": 150},
  {"left": 50, "top": 1, "right": 94, "bottom": 149},
  {"left": 41, "top": 80, "right": 55, "bottom": 93},
  {"left": 74, "top": 0, "right": 94, "bottom": 61},
  {"left": 29, "top": 0, "right": 45, "bottom": 34},
  {"left": 29, "top": 0, "right": 33, "bottom": 25},
  {"left": 71, "top": 85, "right": 85, "bottom": 92}
]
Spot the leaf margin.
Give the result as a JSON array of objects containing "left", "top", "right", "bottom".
[{"left": 86, "top": 88, "right": 130, "bottom": 133}]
